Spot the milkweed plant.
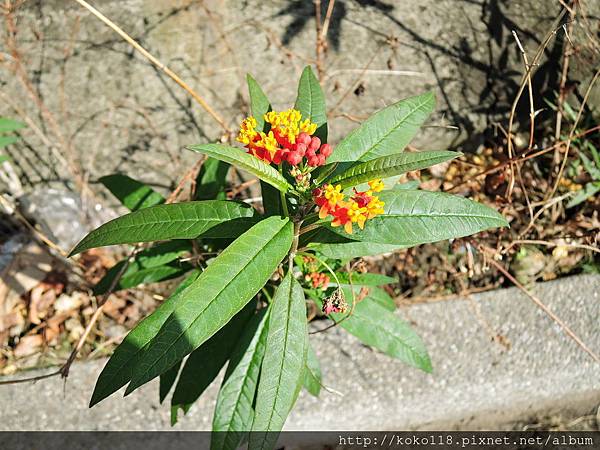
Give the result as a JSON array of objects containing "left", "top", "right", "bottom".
[{"left": 71, "top": 67, "right": 508, "bottom": 449}]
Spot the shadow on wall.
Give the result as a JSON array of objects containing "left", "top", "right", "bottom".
[{"left": 275, "top": 0, "right": 570, "bottom": 149}]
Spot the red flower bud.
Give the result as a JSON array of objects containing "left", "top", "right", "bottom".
[
  {"left": 320, "top": 143, "right": 332, "bottom": 157},
  {"left": 308, "top": 136, "right": 321, "bottom": 151},
  {"left": 286, "top": 151, "right": 303, "bottom": 166},
  {"left": 297, "top": 132, "right": 311, "bottom": 146},
  {"left": 295, "top": 142, "right": 307, "bottom": 156},
  {"left": 307, "top": 155, "right": 320, "bottom": 167}
]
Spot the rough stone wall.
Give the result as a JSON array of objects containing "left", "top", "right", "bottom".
[{"left": 0, "top": 0, "right": 598, "bottom": 200}]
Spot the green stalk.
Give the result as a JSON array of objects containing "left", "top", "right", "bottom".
[{"left": 280, "top": 190, "right": 290, "bottom": 217}]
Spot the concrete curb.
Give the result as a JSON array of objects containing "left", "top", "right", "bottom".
[{"left": 1, "top": 274, "right": 598, "bottom": 430}]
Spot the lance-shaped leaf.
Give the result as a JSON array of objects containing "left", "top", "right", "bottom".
[
  {"left": 328, "top": 92, "right": 435, "bottom": 163},
  {"left": 0, "top": 117, "right": 26, "bottom": 133},
  {"left": 99, "top": 174, "right": 165, "bottom": 211},
  {"left": 250, "top": 273, "right": 307, "bottom": 450},
  {"left": 294, "top": 66, "right": 327, "bottom": 142},
  {"left": 394, "top": 180, "right": 421, "bottom": 190},
  {"left": 333, "top": 272, "right": 396, "bottom": 287},
  {"left": 212, "top": 309, "right": 270, "bottom": 450},
  {"left": 308, "top": 241, "right": 404, "bottom": 259},
  {"left": 0, "top": 136, "right": 18, "bottom": 150},
  {"left": 299, "top": 226, "right": 353, "bottom": 250},
  {"left": 261, "top": 180, "right": 282, "bottom": 217},
  {"left": 367, "top": 286, "right": 396, "bottom": 311},
  {"left": 70, "top": 200, "right": 256, "bottom": 255},
  {"left": 341, "top": 285, "right": 396, "bottom": 312},
  {"left": 159, "top": 360, "right": 181, "bottom": 404},
  {"left": 195, "top": 158, "right": 230, "bottom": 200},
  {"left": 93, "top": 241, "right": 191, "bottom": 295},
  {"left": 188, "top": 144, "right": 292, "bottom": 193},
  {"left": 90, "top": 270, "right": 201, "bottom": 407},
  {"left": 303, "top": 341, "right": 322, "bottom": 397},
  {"left": 170, "top": 300, "right": 256, "bottom": 424},
  {"left": 124, "top": 217, "right": 293, "bottom": 394},
  {"left": 247, "top": 74, "right": 272, "bottom": 133},
  {"left": 330, "top": 151, "right": 460, "bottom": 189},
  {"left": 333, "top": 289, "right": 430, "bottom": 371},
  {"left": 329, "top": 190, "right": 508, "bottom": 245},
  {"left": 95, "top": 263, "right": 188, "bottom": 296},
  {"left": 566, "top": 182, "right": 600, "bottom": 208}
]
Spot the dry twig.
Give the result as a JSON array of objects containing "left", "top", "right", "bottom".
[
  {"left": 475, "top": 242, "right": 600, "bottom": 363},
  {"left": 72, "top": 0, "right": 231, "bottom": 136}
]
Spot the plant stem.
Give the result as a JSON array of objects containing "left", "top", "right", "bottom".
[
  {"left": 288, "top": 221, "right": 302, "bottom": 272},
  {"left": 303, "top": 212, "right": 319, "bottom": 224},
  {"left": 308, "top": 253, "right": 341, "bottom": 286},
  {"left": 280, "top": 190, "right": 290, "bottom": 217},
  {"left": 299, "top": 221, "right": 325, "bottom": 235},
  {"left": 315, "top": 162, "right": 338, "bottom": 185}
]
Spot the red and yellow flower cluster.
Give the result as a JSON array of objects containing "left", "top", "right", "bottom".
[
  {"left": 237, "top": 109, "right": 332, "bottom": 166},
  {"left": 313, "top": 179, "right": 386, "bottom": 234}
]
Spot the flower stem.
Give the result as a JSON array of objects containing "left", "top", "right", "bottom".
[{"left": 299, "top": 221, "right": 325, "bottom": 235}]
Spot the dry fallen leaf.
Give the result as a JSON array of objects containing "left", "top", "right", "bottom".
[{"left": 14, "top": 334, "right": 43, "bottom": 358}]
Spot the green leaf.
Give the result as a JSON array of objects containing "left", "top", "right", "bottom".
[
  {"left": 195, "top": 158, "right": 230, "bottom": 200},
  {"left": 212, "top": 309, "right": 270, "bottom": 450},
  {"left": 336, "top": 289, "right": 430, "bottom": 371},
  {"left": 124, "top": 217, "right": 293, "bottom": 394},
  {"left": 309, "top": 241, "right": 404, "bottom": 259},
  {"left": 126, "top": 240, "right": 191, "bottom": 268},
  {"left": 587, "top": 142, "right": 600, "bottom": 169},
  {"left": 250, "top": 273, "right": 307, "bottom": 450},
  {"left": 394, "top": 180, "right": 421, "bottom": 190},
  {"left": 99, "top": 174, "right": 165, "bottom": 211},
  {"left": 328, "top": 92, "right": 435, "bottom": 162},
  {"left": 367, "top": 286, "right": 396, "bottom": 311},
  {"left": 580, "top": 152, "right": 600, "bottom": 181},
  {"left": 300, "top": 226, "right": 354, "bottom": 249},
  {"left": 329, "top": 190, "right": 508, "bottom": 245},
  {"left": 89, "top": 270, "right": 201, "bottom": 407},
  {"left": 0, "top": 117, "right": 26, "bottom": 133},
  {"left": 188, "top": 144, "right": 292, "bottom": 193},
  {"left": 0, "top": 136, "right": 18, "bottom": 150},
  {"left": 70, "top": 200, "right": 256, "bottom": 255},
  {"left": 260, "top": 180, "right": 282, "bottom": 217},
  {"left": 303, "top": 341, "right": 322, "bottom": 397},
  {"left": 566, "top": 182, "right": 600, "bottom": 208},
  {"left": 342, "top": 285, "right": 396, "bottom": 311},
  {"left": 170, "top": 300, "right": 256, "bottom": 424},
  {"left": 93, "top": 241, "right": 191, "bottom": 295},
  {"left": 334, "top": 272, "right": 396, "bottom": 287},
  {"left": 95, "top": 263, "right": 188, "bottom": 295},
  {"left": 330, "top": 151, "right": 460, "bottom": 189},
  {"left": 159, "top": 360, "right": 181, "bottom": 404},
  {"left": 294, "top": 66, "right": 327, "bottom": 142},
  {"left": 0, "top": 155, "right": 10, "bottom": 164},
  {"left": 247, "top": 74, "right": 272, "bottom": 133}
]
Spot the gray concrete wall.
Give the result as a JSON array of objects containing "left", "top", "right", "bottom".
[
  {"left": 1, "top": 274, "right": 598, "bottom": 431},
  {"left": 1, "top": 0, "right": 598, "bottom": 198}
]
